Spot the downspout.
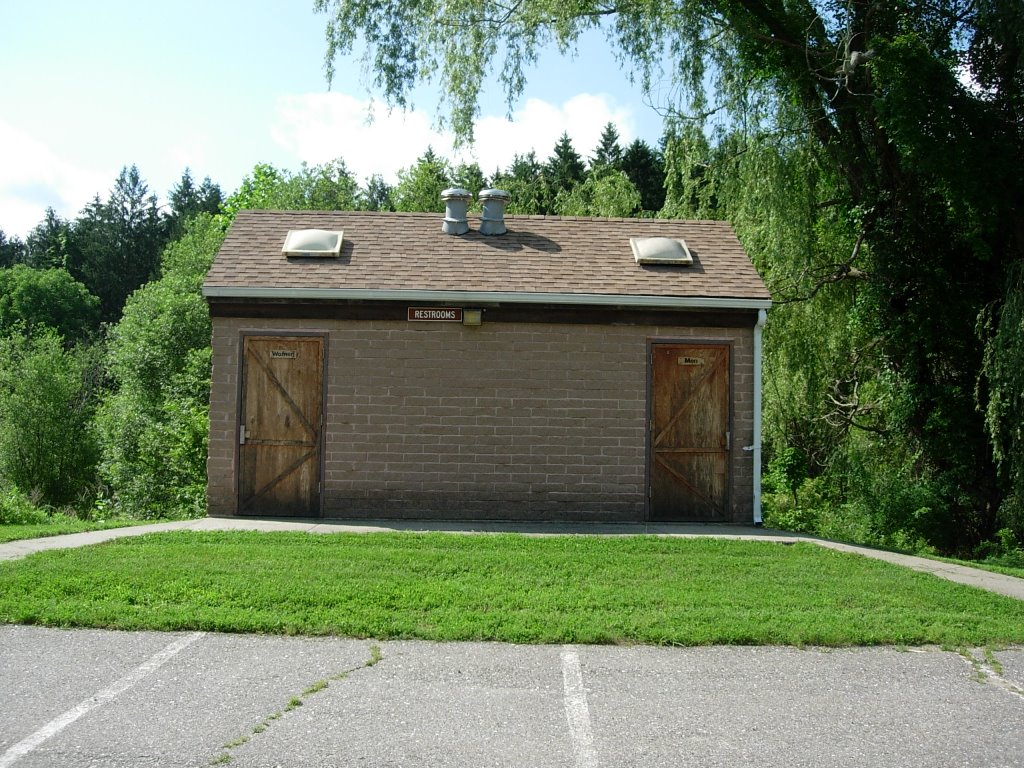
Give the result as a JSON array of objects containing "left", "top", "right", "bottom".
[{"left": 753, "top": 308, "right": 767, "bottom": 525}]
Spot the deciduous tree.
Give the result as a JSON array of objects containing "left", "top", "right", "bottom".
[
  {"left": 0, "top": 329, "right": 100, "bottom": 507},
  {"left": 554, "top": 170, "right": 641, "bottom": 217},
  {"left": 0, "top": 265, "right": 100, "bottom": 342},
  {"left": 317, "top": 0, "right": 1024, "bottom": 551},
  {"left": 392, "top": 147, "right": 452, "bottom": 212},
  {"left": 491, "top": 152, "right": 546, "bottom": 214},
  {"left": 223, "top": 160, "right": 360, "bottom": 219},
  {"left": 96, "top": 214, "right": 225, "bottom": 518}
]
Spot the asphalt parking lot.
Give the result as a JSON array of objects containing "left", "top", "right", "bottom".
[{"left": 1, "top": 626, "right": 1022, "bottom": 768}]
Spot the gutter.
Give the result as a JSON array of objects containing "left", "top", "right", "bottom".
[
  {"left": 202, "top": 286, "right": 773, "bottom": 312},
  {"left": 752, "top": 309, "right": 767, "bottom": 524}
]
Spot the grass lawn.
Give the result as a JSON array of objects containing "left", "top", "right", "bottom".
[
  {"left": 0, "top": 518, "right": 151, "bottom": 544},
  {"left": 2, "top": 531, "right": 1023, "bottom": 646}
]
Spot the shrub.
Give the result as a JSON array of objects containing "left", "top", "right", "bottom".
[
  {"left": 97, "top": 348, "right": 209, "bottom": 519},
  {"left": 95, "top": 215, "right": 222, "bottom": 518},
  {"left": 0, "top": 487, "right": 50, "bottom": 525},
  {"left": 0, "top": 330, "right": 100, "bottom": 506}
]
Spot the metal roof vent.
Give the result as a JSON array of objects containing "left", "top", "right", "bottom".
[
  {"left": 630, "top": 237, "right": 694, "bottom": 266},
  {"left": 441, "top": 187, "right": 472, "bottom": 235},
  {"left": 478, "top": 188, "right": 510, "bottom": 236},
  {"left": 282, "top": 229, "right": 344, "bottom": 257}
]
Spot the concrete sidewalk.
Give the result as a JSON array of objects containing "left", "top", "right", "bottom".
[{"left": 2, "top": 516, "right": 1023, "bottom": 600}]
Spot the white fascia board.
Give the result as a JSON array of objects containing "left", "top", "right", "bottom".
[{"left": 202, "top": 286, "right": 772, "bottom": 311}]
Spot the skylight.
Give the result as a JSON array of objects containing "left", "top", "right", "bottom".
[
  {"left": 630, "top": 237, "right": 694, "bottom": 266},
  {"left": 282, "top": 229, "right": 344, "bottom": 257}
]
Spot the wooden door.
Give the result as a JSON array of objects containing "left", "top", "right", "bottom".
[
  {"left": 238, "top": 335, "right": 323, "bottom": 517},
  {"left": 649, "top": 344, "right": 730, "bottom": 521}
]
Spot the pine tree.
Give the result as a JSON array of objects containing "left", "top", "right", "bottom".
[
  {"left": 0, "top": 229, "right": 26, "bottom": 268},
  {"left": 622, "top": 139, "right": 665, "bottom": 213},
  {"left": 590, "top": 123, "right": 624, "bottom": 174},
  {"left": 25, "top": 208, "right": 71, "bottom": 270},
  {"left": 168, "top": 169, "right": 224, "bottom": 239},
  {"left": 544, "top": 133, "right": 586, "bottom": 209}
]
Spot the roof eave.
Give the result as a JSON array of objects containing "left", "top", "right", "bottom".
[{"left": 201, "top": 286, "right": 772, "bottom": 311}]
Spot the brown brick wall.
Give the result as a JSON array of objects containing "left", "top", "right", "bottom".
[{"left": 207, "top": 316, "right": 757, "bottom": 522}]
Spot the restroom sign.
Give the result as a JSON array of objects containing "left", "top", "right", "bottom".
[{"left": 408, "top": 307, "right": 463, "bottom": 322}]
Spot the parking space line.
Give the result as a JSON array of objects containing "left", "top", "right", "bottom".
[
  {"left": 0, "top": 631, "right": 205, "bottom": 768},
  {"left": 561, "top": 646, "right": 598, "bottom": 768}
]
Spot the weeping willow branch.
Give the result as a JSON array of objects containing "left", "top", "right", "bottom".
[{"left": 770, "top": 228, "right": 869, "bottom": 305}]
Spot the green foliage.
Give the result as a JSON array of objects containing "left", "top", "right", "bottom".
[
  {"left": 981, "top": 263, "right": 1024, "bottom": 540},
  {"left": 764, "top": 447, "right": 808, "bottom": 505},
  {"left": 222, "top": 160, "right": 359, "bottom": 218},
  {"left": 590, "top": 122, "right": 623, "bottom": 172},
  {"left": 544, "top": 132, "right": 585, "bottom": 199},
  {"left": 490, "top": 152, "right": 546, "bottom": 214},
  {"left": 0, "top": 330, "right": 100, "bottom": 507},
  {"left": 66, "top": 165, "right": 168, "bottom": 322},
  {"left": 317, "top": 0, "right": 1024, "bottom": 555},
  {"left": 764, "top": 432, "right": 947, "bottom": 554},
  {"left": 0, "top": 487, "right": 50, "bottom": 525},
  {"left": 222, "top": 163, "right": 290, "bottom": 215},
  {"left": 0, "top": 229, "right": 26, "bottom": 268},
  {"left": 553, "top": 170, "right": 641, "bottom": 217},
  {"left": 392, "top": 148, "right": 452, "bottom": 212},
  {"left": 0, "top": 265, "right": 100, "bottom": 342},
  {"left": 451, "top": 162, "right": 487, "bottom": 199},
  {"left": 168, "top": 169, "right": 223, "bottom": 240},
  {"left": 96, "top": 215, "right": 224, "bottom": 519},
  {"left": 621, "top": 139, "right": 665, "bottom": 213},
  {"left": 294, "top": 160, "right": 360, "bottom": 210},
  {"left": 24, "top": 208, "right": 71, "bottom": 270},
  {"left": 97, "top": 350, "right": 211, "bottom": 519},
  {"left": 104, "top": 260, "right": 215, "bottom": 401},
  {"left": 358, "top": 173, "right": 394, "bottom": 211}
]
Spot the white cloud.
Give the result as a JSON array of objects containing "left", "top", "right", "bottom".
[
  {"left": 467, "top": 94, "right": 636, "bottom": 173},
  {"left": 271, "top": 91, "right": 638, "bottom": 183},
  {"left": 271, "top": 93, "right": 449, "bottom": 183},
  {"left": 0, "top": 119, "right": 109, "bottom": 238}
]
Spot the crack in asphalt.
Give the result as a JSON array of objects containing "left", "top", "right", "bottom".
[
  {"left": 958, "top": 648, "right": 1024, "bottom": 703},
  {"left": 206, "top": 643, "right": 383, "bottom": 766}
]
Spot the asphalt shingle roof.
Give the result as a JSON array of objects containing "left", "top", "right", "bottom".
[{"left": 204, "top": 210, "right": 771, "bottom": 304}]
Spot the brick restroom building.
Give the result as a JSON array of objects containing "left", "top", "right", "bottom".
[{"left": 202, "top": 197, "right": 771, "bottom": 523}]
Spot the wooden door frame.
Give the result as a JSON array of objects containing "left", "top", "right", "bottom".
[
  {"left": 645, "top": 338, "right": 735, "bottom": 522},
  {"left": 234, "top": 330, "right": 328, "bottom": 517}
]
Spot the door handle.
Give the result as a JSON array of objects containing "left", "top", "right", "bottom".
[
  {"left": 725, "top": 431, "right": 731, "bottom": 450},
  {"left": 239, "top": 427, "right": 248, "bottom": 445}
]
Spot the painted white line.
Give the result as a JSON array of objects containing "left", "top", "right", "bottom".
[
  {"left": 561, "top": 646, "right": 598, "bottom": 768},
  {"left": 0, "top": 631, "right": 205, "bottom": 768}
]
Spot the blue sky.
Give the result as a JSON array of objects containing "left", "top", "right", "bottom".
[{"left": 1, "top": 1, "right": 670, "bottom": 238}]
